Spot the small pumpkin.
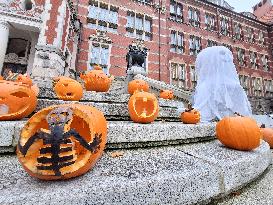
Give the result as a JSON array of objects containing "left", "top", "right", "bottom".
[
  {"left": 80, "top": 66, "right": 114, "bottom": 92},
  {"left": 128, "top": 91, "right": 159, "bottom": 123},
  {"left": 216, "top": 114, "right": 261, "bottom": 151},
  {"left": 260, "top": 124, "right": 273, "bottom": 148},
  {"left": 53, "top": 76, "right": 83, "bottom": 101},
  {"left": 128, "top": 79, "right": 149, "bottom": 95},
  {"left": 180, "top": 104, "right": 200, "bottom": 124},
  {"left": 17, "top": 104, "right": 107, "bottom": 180},
  {"left": 159, "top": 90, "right": 174, "bottom": 100},
  {"left": 0, "top": 80, "right": 37, "bottom": 120},
  {"left": 16, "top": 74, "right": 33, "bottom": 86}
]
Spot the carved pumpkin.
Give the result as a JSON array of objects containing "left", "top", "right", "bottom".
[
  {"left": 17, "top": 104, "right": 107, "bottom": 180},
  {"left": 80, "top": 66, "right": 114, "bottom": 92},
  {"left": 128, "top": 91, "right": 159, "bottom": 123},
  {"left": 0, "top": 80, "right": 37, "bottom": 120},
  {"left": 159, "top": 90, "right": 174, "bottom": 100},
  {"left": 260, "top": 125, "right": 273, "bottom": 148},
  {"left": 180, "top": 104, "right": 200, "bottom": 124},
  {"left": 16, "top": 74, "right": 33, "bottom": 86},
  {"left": 128, "top": 79, "right": 149, "bottom": 95},
  {"left": 216, "top": 114, "right": 261, "bottom": 151},
  {"left": 53, "top": 76, "right": 83, "bottom": 101}
]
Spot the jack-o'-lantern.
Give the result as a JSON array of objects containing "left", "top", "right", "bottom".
[
  {"left": 159, "top": 90, "right": 174, "bottom": 100},
  {"left": 16, "top": 74, "right": 33, "bottom": 86},
  {"left": 0, "top": 80, "right": 37, "bottom": 120},
  {"left": 260, "top": 124, "right": 273, "bottom": 148},
  {"left": 17, "top": 104, "right": 107, "bottom": 180},
  {"left": 53, "top": 76, "right": 83, "bottom": 101},
  {"left": 180, "top": 104, "right": 200, "bottom": 124},
  {"left": 128, "top": 79, "right": 149, "bottom": 95},
  {"left": 216, "top": 114, "right": 261, "bottom": 151},
  {"left": 128, "top": 91, "right": 159, "bottom": 123},
  {"left": 80, "top": 66, "right": 114, "bottom": 92}
]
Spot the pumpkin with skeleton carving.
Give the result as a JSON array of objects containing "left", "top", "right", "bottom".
[
  {"left": 53, "top": 76, "right": 83, "bottom": 101},
  {"left": 17, "top": 104, "right": 107, "bottom": 180},
  {"left": 0, "top": 80, "right": 37, "bottom": 120},
  {"left": 128, "top": 91, "right": 159, "bottom": 123}
]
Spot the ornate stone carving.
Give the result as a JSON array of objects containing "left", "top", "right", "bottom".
[{"left": 89, "top": 30, "right": 112, "bottom": 44}]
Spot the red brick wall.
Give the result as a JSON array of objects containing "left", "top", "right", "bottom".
[{"left": 75, "top": 0, "right": 273, "bottom": 93}]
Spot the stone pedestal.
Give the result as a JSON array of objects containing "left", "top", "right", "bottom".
[
  {"left": 31, "top": 45, "right": 66, "bottom": 86},
  {"left": 0, "top": 21, "right": 9, "bottom": 74}
]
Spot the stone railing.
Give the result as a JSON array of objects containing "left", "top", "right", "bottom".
[{"left": 134, "top": 74, "right": 192, "bottom": 103}]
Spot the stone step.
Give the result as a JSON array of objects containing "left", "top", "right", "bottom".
[
  {"left": 0, "top": 121, "right": 216, "bottom": 153},
  {"left": 0, "top": 140, "right": 271, "bottom": 205},
  {"left": 36, "top": 99, "right": 183, "bottom": 121}
]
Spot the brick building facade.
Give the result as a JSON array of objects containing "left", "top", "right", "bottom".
[{"left": 0, "top": 0, "right": 272, "bottom": 113}]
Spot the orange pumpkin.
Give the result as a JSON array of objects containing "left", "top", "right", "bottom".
[
  {"left": 0, "top": 76, "right": 3, "bottom": 80},
  {"left": 159, "top": 90, "right": 174, "bottom": 100},
  {"left": 0, "top": 80, "right": 37, "bottom": 120},
  {"left": 53, "top": 76, "right": 83, "bottom": 101},
  {"left": 128, "top": 79, "right": 149, "bottom": 95},
  {"left": 16, "top": 74, "right": 33, "bottom": 86},
  {"left": 128, "top": 91, "right": 159, "bottom": 123},
  {"left": 80, "top": 66, "right": 114, "bottom": 92},
  {"left": 17, "top": 104, "right": 107, "bottom": 180},
  {"left": 260, "top": 125, "right": 273, "bottom": 148},
  {"left": 216, "top": 115, "right": 261, "bottom": 151},
  {"left": 180, "top": 104, "right": 200, "bottom": 124}
]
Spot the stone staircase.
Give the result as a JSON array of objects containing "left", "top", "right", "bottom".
[{"left": 0, "top": 82, "right": 272, "bottom": 204}]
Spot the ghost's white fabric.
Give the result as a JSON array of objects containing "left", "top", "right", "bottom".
[{"left": 193, "top": 46, "right": 252, "bottom": 122}]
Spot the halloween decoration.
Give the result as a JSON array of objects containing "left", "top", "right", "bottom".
[
  {"left": 16, "top": 74, "right": 33, "bottom": 86},
  {"left": 17, "top": 104, "right": 107, "bottom": 180},
  {"left": 0, "top": 80, "right": 37, "bottom": 120},
  {"left": 159, "top": 90, "right": 174, "bottom": 100},
  {"left": 128, "top": 79, "right": 149, "bottom": 95},
  {"left": 53, "top": 77, "right": 83, "bottom": 101},
  {"left": 180, "top": 104, "right": 200, "bottom": 124},
  {"left": 216, "top": 113, "right": 261, "bottom": 151},
  {"left": 260, "top": 124, "right": 273, "bottom": 148},
  {"left": 80, "top": 66, "right": 114, "bottom": 92},
  {"left": 128, "top": 91, "right": 159, "bottom": 123}
]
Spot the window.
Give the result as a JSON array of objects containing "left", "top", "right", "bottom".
[
  {"left": 133, "top": 0, "right": 153, "bottom": 5},
  {"left": 258, "top": 31, "right": 265, "bottom": 45},
  {"left": 264, "top": 79, "right": 273, "bottom": 98},
  {"left": 237, "top": 48, "right": 246, "bottom": 66},
  {"left": 189, "top": 36, "right": 201, "bottom": 56},
  {"left": 261, "top": 55, "right": 269, "bottom": 71},
  {"left": 24, "top": 0, "right": 33, "bottom": 10},
  {"left": 252, "top": 77, "right": 263, "bottom": 97},
  {"left": 207, "top": 40, "right": 218, "bottom": 47},
  {"left": 190, "top": 65, "right": 197, "bottom": 89},
  {"left": 90, "top": 42, "right": 110, "bottom": 74},
  {"left": 188, "top": 7, "right": 200, "bottom": 28},
  {"left": 246, "top": 27, "right": 255, "bottom": 43},
  {"left": 126, "top": 12, "right": 152, "bottom": 41},
  {"left": 87, "top": 1, "right": 118, "bottom": 33},
  {"left": 170, "top": 0, "right": 183, "bottom": 22},
  {"left": 170, "top": 31, "right": 184, "bottom": 53},
  {"left": 222, "top": 44, "right": 232, "bottom": 52},
  {"left": 171, "top": 63, "right": 186, "bottom": 88},
  {"left": 205, "top": 13, "right": 216, "bottom": 31},
  {"left": 239, "top": 75, "right": 250, "bottom": 95},
  {"left": 233, "top": 22, "right": 243, "bottom": 40},
  {"left": 249, "top": 51, "right": 258, "bottom": 69},
  {"left": 220, "top": 16, "right": 230, "bottom": 36}
]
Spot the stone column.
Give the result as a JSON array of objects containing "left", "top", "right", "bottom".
[{"left": 0, "top": 21, "right": 9, "bottom": 74}]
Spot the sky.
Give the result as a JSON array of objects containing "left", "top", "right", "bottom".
[{"left": 225, "top": 0, "right": 261, "bottom": 12}]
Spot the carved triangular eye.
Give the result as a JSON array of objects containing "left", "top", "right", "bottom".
[{"left": 10, "top": 91, "right": 29, "bottom": 98}]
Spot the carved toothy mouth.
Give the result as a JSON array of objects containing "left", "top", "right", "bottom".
[{"left": 132, "top": 97, "right": 157, "bottom": 118}]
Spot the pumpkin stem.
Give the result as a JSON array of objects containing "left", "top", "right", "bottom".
[
  {"left": 261, "top": 124, "right": 266, "bottom": 128},
  {"left": 234, "top": 112, "right": 243, "bottom": 117},
  {"left": 186, "top": 103, "right": 194, "bottom": 112}
]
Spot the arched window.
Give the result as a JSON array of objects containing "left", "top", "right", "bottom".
[{"left": 24, "top": 0, "right": 33, "bottom": 11}]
